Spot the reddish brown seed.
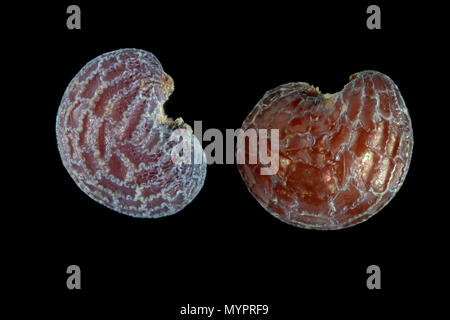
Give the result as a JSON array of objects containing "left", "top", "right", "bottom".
[
  {"left": 56, "top": 49, "right": 206, "bottom": 218},
  {"left": 238, "top": 70, "right": 413, "bottom": 230}
]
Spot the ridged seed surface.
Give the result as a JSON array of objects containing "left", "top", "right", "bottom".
[
  {"left": 238, "top": 70, "right": 413, "bottom": 230},
  {"left": 56, "top": 49, "right": 206, "bottom": 218}
]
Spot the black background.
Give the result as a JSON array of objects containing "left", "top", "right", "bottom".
[{"left": 11, "top": 0, "right": 446, "bottom": 317}]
